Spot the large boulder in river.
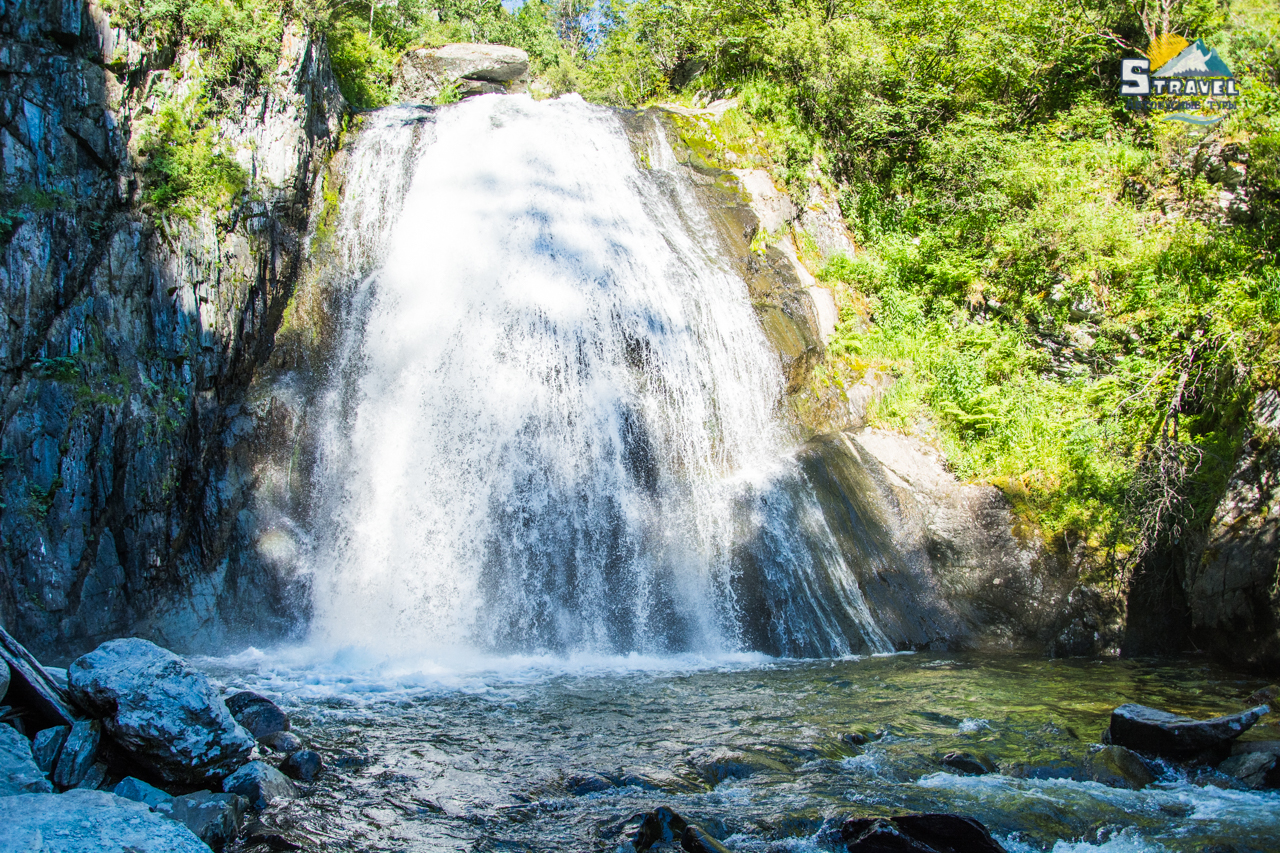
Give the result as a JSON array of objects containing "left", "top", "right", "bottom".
[
  {"left": 68, "top": 638, "right": 255, "bottom": 784},
  {"left": 0, "top": 789, "right": 210, "bottom": 853},
  {"left": 840, "top": 814, "right": 1007, "bottom": 853},
  {"left": 395, "top": 43, "right": 529, "bottom": 102},
  {"left": 1106, "top": 702, "right": 1269, "bottom": 761}
]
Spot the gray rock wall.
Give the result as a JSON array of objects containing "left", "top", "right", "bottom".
[
  {"left": 1188, "top": 389, "right": 1280, "bottom": 671},
  {"left": 0, "top": 0, "right": 346, "bottom": 661}
]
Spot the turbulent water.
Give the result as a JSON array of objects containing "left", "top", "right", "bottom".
[
  {"left": 305, "top": 94, "right": 888, "bottom": 658},
  {"left": 207, "top": 651, "right": 1280, "bottom": 853}
]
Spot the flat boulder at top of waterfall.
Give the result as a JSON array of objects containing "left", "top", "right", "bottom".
[
  {"left": 1106, "top": 702, "right": 1270, "bottom": 761},
  {"left": 395, "top": 43, "right": 529, "bottom": 102},
  {"left": 68, "top": 638, "right": 254, "bottom": 785}
]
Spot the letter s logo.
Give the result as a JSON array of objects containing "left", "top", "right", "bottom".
[{"left": 1121, "top": 59, "right": 1150, "bottom": 95}]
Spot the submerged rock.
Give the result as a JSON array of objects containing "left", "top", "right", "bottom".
[
  {"left": 53, "top": 718, "right": 101, "bottom": 788},
  {"left": 68, "top": 639, "right": 255, "bottom": 784},
  {"left": 0, "top": 723, "right": 54, "bottom": 795},
  {"left": 941, "top": 751, "right": 993, "bottom": 776},
  {"left": 1078, "top": 744, "right": 1155, "bottom": 789},
  {"left": 114, "top": 775, "right": 174, "bottom": 808},
  {"left": 1217, "top": 751, "right": 1277, "bottom": 789},
  {"left": 225, "top": 691, "right": 290, "bottom": 740},
  {"left": 1106, "top": 702, "right": 1269, "bottom": 761},
  {"left": 688, "top": 747, "right": 789, "bottom": 784},
  {"left": 279, "top": 749, "right": 324, "bottom": 782},
  {"left": 682, "top": 824, "right": 732, "bottom": 853},
  {"left": 223, "top": 760, "right": 298, "bottom": 811},
  {"left": 156, "top": 790, "right": 248, "bottom": 851},
  {"left": 0, "top": 789, "right": 210, "bottom": 853},
  {"left": 840, "top": 814, "right": 1006, "bottom": 853},
  {"left": 565, "top": 771, "right": 613, "bottom": 795}
]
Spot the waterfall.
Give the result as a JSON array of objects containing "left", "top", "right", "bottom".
[{"left": 306, "top": 95, "right": 890, "bottom": 659}]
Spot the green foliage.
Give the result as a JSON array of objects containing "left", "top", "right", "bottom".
[
  {"left": 101, "top": 0, "right": 285, "bottom": 89},
  {"left": 136, "top": 93, "right": 249, "bottom": 218}
]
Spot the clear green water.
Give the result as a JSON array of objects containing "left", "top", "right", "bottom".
[{"left": 213, "top": 652, "right": 1280, "bottom": 852}]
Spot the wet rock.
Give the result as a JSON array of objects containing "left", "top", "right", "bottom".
[
  {"left": 1106, "top": 703, "right": 1269, "bottom": 761},
  {"left": 1218, "top": 750, "right": 1278, "bottom": 789},
  {"left": 688, "top": 747, "right": 789, "bottom": 784},
  {"left": 626, "top": 806, "right": 689, "bottom": 851},
  {"left": 156, "top": 790, "right": 249, "bottom": 851},
  {"left": 114, "top": 775, "right": 174, "bottom": 808},
  {"left": 260, "top": 730, "right": 303, "bottom": 753},
  {"left": 682, "top": 824, "right": 732, "bottom": 853},
  {"left": 1079, "top": 745, "right": 1155, "bottom": 790},
  {"left": 0, "top": 660, "right": 8, "bottom": 698},
  {"left": 841, "top": 731, "right": 874, "bottom": 746},
  {"left": 0, "top": 789, "right": 210, "bottom": 852},
  {"left": 68, "top": 639, "right": 255, "bottom": 784},
  {"left": 840, "top": 814, "right": 1007, "bottom": 853},
  {"left": 222, "top": 760, "right": 298, "bottom": 811},
  {"left": 279, "top": 749, "right": 323, "bottom": 782},
  {"left": 941, "top": 751, "right": 993, "bottom": 775},
  {"left": 31, "top": 725, "right": 69, "bottom": 773},
  {"left": 0, "top": 723, "right": 54, "bottom": 795},
  {"left": 53, "top": 718, "right": 101, "bottom": 788},
  {"left": 565, "top": 771, "right": 613, "bottom": 795},
  {"left": 225, "top": 691, "right": 290, "bottom": 740},
  {"left": 1246, "top": 685, "right": 1279, "bottom": 707}
]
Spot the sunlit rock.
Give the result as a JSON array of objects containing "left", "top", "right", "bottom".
[
  {"left": 1106, "top": 702, "right": 1269, "bottom": 761},
  {"left": 0, "top": 789, "right": 209, "bottom": 853},
  {"left": 68, "top": 639, "right": 254, "bottom": 784}
]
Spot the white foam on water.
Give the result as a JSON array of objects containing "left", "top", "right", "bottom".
[
  {"left": 198, "top": 642, "right": 777, "bottom": 705},
  {"left": 919, "top": 771, "right": 1280, "bottom": 847},
  {"left": 1002, "top": 828, "right": 1169, "bottom": 853}
]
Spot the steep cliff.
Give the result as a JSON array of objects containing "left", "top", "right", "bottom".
[{"left": 0, "top": 0, "right": 345, "bottom": 661}]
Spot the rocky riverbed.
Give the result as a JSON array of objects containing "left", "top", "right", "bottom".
[{"left": 192, "top": 649, "right": 1278, "bottom": 852}]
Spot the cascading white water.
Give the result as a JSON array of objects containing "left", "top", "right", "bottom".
[{"left": 307, "top": 95, "right": 890, "bottom": 658}]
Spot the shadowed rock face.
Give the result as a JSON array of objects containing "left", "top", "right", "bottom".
[
  {"left": 0, "top": 0, "right": 345, "bottom": 661},
  {"left": 1188, "top": 389, "right": 1280, "bottom": 671},
  {"left": 794, "top": 430, "right": 1112, "bottom": 652}
]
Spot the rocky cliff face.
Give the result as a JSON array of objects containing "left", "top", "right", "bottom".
[
  {"left": 0, "top": 0, "right": 345, "bottom": 661},
  {"left": 1187, "top": 390, "right": 1280, "bottom": 671}
]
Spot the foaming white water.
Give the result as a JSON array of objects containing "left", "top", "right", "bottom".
[
  {"left": 306, "top": 94, "right": 888, "bottom": 660},
  {"left": 199, "top": 644, "right": 776, "bottom": 705}
]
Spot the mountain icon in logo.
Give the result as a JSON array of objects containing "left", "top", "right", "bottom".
[{"left": 1152, "top": 39, "right": 1233, "bottom": 77}]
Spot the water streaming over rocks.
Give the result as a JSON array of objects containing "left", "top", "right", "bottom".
[{"left": 305, "top": 95, "right": 890, "bottom": 658}]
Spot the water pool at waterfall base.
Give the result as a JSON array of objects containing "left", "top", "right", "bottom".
[{"left": 202, "top": 651, "right": 1280, "bottom": 852}]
